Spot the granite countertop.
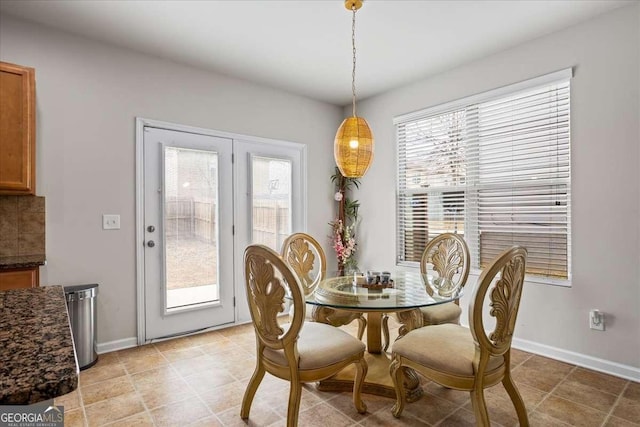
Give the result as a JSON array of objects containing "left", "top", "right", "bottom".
[
  {"left": 0, "top": 286, "right": 79, "bottom": 404},
  {"left": 0, "top": 255, "right": 47, "bottom": 270}
]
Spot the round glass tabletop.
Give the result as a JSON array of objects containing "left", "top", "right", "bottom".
[{"left": 303, "top": 271, "right": 463, "bottom": 311}]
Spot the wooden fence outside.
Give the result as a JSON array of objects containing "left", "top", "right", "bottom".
[{"left": 165, "top": 197, "right": 290, "bottom": 248}]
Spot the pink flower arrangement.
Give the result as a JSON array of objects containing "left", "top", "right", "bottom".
[{"left": 331, "top": 219, "right": 356, "bottom": 265}]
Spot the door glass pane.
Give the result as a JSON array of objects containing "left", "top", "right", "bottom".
[
  {"left": 164, "top": 147, "right": 219, "bottom": 310},
  {"left": 251, "top": 156, "right": 292, "bottom": 250}
]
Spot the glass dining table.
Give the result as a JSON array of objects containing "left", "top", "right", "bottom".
[{"left": 304, "top": 270, "right": 463, "bottom": 401}]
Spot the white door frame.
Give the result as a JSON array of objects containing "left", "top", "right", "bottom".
[{"left": 135, "top": 117, "right": 307, "bottom": 344}]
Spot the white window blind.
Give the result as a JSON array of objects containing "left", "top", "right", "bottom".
[{"left": 396, "top": 70, "right": 571, "bottom": 279}]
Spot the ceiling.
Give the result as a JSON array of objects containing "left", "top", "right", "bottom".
[{"left": 0, "top": 0, "right": 631, "bottom": 106}]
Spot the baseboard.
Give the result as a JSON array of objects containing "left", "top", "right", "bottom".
[
  {"left": 511, "top": 337, "right": 640, "bottom": 382},
  {"left": 96, "top": 337, "right": 138, "bottom": 354}
]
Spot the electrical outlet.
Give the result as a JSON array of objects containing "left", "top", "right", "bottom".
[
  {"left": 589, "top": 309, "right": 605, "bottom": 331},
  {"left": 102, "top": 214, "right": 121, "bottom": 230}
]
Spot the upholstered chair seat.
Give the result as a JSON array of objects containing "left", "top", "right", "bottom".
[
  {"left": 264, "top": 322, "right": 366, "bottom": 370},
  {"left": 420, "top": 302, "right": 462, "bottom": 326},
  {"left": 392, "top": 324, "right": 503, "bottom": 377}
]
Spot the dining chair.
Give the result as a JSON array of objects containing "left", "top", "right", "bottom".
[
  {"left": 381, "top": 233, "right": 470, "bottom": 350},
  {"left": 281, "top": 232, "right": 366, "bottom": 340},
  {"left": 242, "top": 244, "right": 368, "bottom": 427},
  {"left": 389, "top": 246, "right": 529, "bottom": 427}
]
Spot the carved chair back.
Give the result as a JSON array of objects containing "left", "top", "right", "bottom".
[
  {"left": 281, "top": 233, "right": 326, "bottom": 296},
  {"left": 244, "top": 244, "right": 305, "bottom": 352},
  {"left": 420, "top": 233, "right": 470, "bottom": 297},
  {"left": 469, "top": 246, "right": 527, "bottom": 358}
]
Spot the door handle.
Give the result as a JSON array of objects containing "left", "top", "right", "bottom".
[{"left": 147, "top": 240, "right": 155, "bottom": 248}]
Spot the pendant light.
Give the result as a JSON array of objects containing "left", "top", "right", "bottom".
[{"left": 334, "top": 0, "right": 374, "bottom": 178}]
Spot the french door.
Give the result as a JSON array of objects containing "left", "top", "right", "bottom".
[
  {"left": 138, "top": 120, "right": 305, "bottom": 342},
  {"left": 143, "top": 127, "right": 234, "bottom": 340}
]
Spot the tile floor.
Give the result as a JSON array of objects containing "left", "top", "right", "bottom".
[{"left": 56, "top": 319, "right": 640, "bottom": 426}]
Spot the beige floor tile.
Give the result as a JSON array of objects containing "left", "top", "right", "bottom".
[
  {"left": 130, "top": 365, "right": 180, "bottom": 389},
  {"left": 438, "top": 408, "right": 496, "bottom": 427},
  {"left": 153, "top": 336, "right": 196, "bottom": 352},
  {"left": 199, "top": 381, "right": 247, "bottom": 414},
  {"left": 117, "top": 344, "right": 160, "bottom": 362},
  {"left": 623, "top": 381, "right": 640, "bottom": 402},
  {"left": 328, "top": 390, "right": 393, "bottom": 422},
  {"left": 199, "top": 339, "right": 241, "bottom": 356},
  {"left": 103, "top": 411, "right": 154, "bottom": 427},
  {"left": 182, "top": 367, "right": 237, "bottom": 395},
  {"left": 509, "top": 348, "right": 533, "bottom": 367},
  {"left": 171, "top": 354, "right": 218, "bottom": 377},
  {"left": 81, "top": 375, "right": 135, "bottom": 406},
  {"left": 187, "top": 415, "right": 224, "bottom": 426},
  {"left": 261, "top": 386, "right": 325, "bottom": 418},
  {"left": 424, "top": 381, "right": 470, "bottom": 405},
  {"left": 79, "top": 362, "right": 127, "bottom": 387},
  {"left": 150, "top": 398, "right": 212, "bottom": 427},
  {"left": 122, "top": 353, "right": 169, "bottom": 375},
  {"left": 528, "top": 411, "right": 572, "bottom": 426},
  {"left": 54, "top": 389, "right": 82, "bottom": 412},
  {"left": 552, "top": 378, "right": 619, "bottom": 412},
  {"left": 565, "top": 367, "right": 628, "bottom": 396},
  {"left": 484, "top": 382, "right": 546, "bottom": 410},
  {"left": 462, "top": 388, "right": 523, "bottom": 426},
  {"left": 137, "top": 375, "right": 196, "bottom": 410},
  {"left": 401, "top": 392, "right": 459, "bottom": 425},
  {"left": 221, "top": 356, "right": 258, "bottom": 381},
  {"left": 63, "top": 409, "right": 87, "bottom": 427},
  {"left": 536, "top": 395, "right": 607, "bottom": 427},
  {"left": 612, "top": 396, "right": 640, "bottom": 424},
  {"left": 218, "top": 323, "right": 254, "bottom": 337},
  {"left": 217, "top": 402, "right": 281, "bottom": 427},
  {"left": 160, "top": 346, "right": 206, "bottom": 362},
  {"left": 511, "top": 359, "right": 571, "bottom": 393},
  {"left": 84, "top": 391, "right": 146, "bottom": 427},
  {"left": 294, "top": 401, "right": 354, "bottom": 427},
  {"left": 358, "top": 407, "right": 429, "bottom": 426},
  {"left": 604, "top": 415, "right": 640, "bottom": 427},
  {"left": 187, "top": 330, "right": 227, "bottom": 346},
  {"left": 69, "top": 322, "right": 637, "bottom": 427},
  {"left": 95, "top": 352, "right": 121, "bottom": 366}
]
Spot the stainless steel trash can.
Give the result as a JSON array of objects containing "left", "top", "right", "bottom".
[{"left": 64, "top": 284, "right": 99, "bottom": 370}]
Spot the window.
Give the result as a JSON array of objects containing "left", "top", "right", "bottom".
[{"left": 395, "top": 70, "right": 571, "bottom": 280}]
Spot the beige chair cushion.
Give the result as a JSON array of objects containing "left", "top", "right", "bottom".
[
  {"left": 420, "top": 302, "right": 462, "bottom": 325},
  {"left": 263, "top": 322, "right": 365, "bottom": 370},
  {"left": 392, "top": 324, "right": 504, "bottom": 377}
]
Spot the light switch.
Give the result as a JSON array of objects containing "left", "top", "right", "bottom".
[{"left": 103, "top": 214, "right": 121, "bottom": 230}]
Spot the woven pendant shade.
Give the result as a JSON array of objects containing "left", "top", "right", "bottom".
[{"left": 334, "top": 116, "right": 374, "bottom": 178}]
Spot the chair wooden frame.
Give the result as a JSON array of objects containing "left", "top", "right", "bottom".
[
  {"left": 281, "top": 232, "right": 366, "bottom": 340},
  {"left": 382, "top": 233, "right": 470, "bottom": 350},
  {"left": 389, "top": 246, "right": 529, "bottom": 427},
  {"left": 242, "top": 244, "right": 367, "bottom": 427}
]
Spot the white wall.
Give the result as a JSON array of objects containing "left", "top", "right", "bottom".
[
  {"left": 0, "top": 16, "right": 341, "bottom": 345},
  {"left": 351, "top": 4, "right": 640, "bottom": 370}
]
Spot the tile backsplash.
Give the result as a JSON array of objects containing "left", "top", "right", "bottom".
[{"left": 0, "top": 196, "right": 45, "bottom": 257}]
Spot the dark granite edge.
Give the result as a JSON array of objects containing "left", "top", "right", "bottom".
[
  {"left": 0, "top": 286, "right": 79, "bottom": 404},
  {"left": 0, "top": 255, "right": 46, "bottom": 270}
]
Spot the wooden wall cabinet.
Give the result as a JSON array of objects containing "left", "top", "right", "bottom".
[
  {"left": 0, "top": 61, "right": 36, "bottom": 195},
  {"left": 0, "top": 267, "right": 39, "bottom": 291}
]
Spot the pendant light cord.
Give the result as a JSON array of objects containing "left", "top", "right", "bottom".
[{"left": 351, "top": 6, "right": 357, "bottom": 117}]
